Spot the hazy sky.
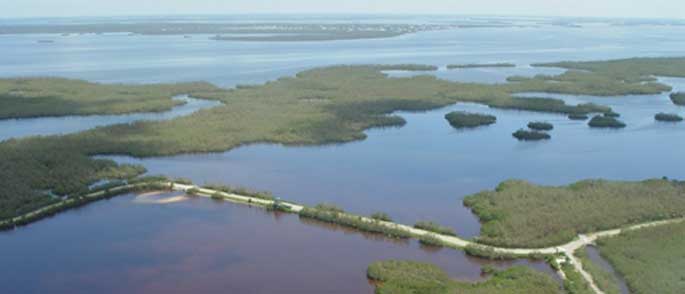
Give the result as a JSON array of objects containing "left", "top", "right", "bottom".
[{"left": 2, "top": 0, "right": 684, "bottom": 19}]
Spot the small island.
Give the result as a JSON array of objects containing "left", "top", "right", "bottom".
[
  {"left": 603, "top": 111, "right": 621, "bottom": 118},
  {"left": 588, "top": 115, "right": 627, "bottom": 128},
  {"left": 447, "top": 63, "right": 516, "bottom": 69},
  {"left": 512, "top": 129, "right": 551, "bottom": 141},
  {"left": 655, "top": 113, "right": 684, "bottom": 122},
  {"left": 445, "top": 111, "right": 497, "bottom": 128},
  {"left": 527, "top": 121, "right": 554, "bottom": 131},
  {"left": 568, "top": 113, "right": 589, "bottom": 120},
  {"left": 670, "top": 92, "right": 685, "bottom": 106}
]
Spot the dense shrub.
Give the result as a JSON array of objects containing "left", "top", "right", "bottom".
[
  {"left": 512, "top": 129, "right": 551, "bottom": 141},
  {"left": 418, "top": 234, "right": 447, "bottom": 247},
  {"left": 603, "top": 111, "right": 621, "bottom": 118},
  {"left": 527, "top": 121, "right": 554, "bottom": 131},
  {"left": 569, "top": 113, "right": 589, "bottom": 120},
  {"left": 368, "top": 260, "right": 562, "bottom": 294},
  {"left": 370, "top": 212, "right": 393, "bottom": 222},
  {"left": 588, "top": 115, "right": 627, "bottom": 128},
  {"left": 299, "top": 207, "right": 413, "bottom": 239},
  {"left": 444, "top": 111, "right": 496, "bottom": 128},
  {"left": 414, "top": 221, "right": 456, "bottom": 236},
  {"left": 464, "top": 179, "right": 685, "bottom": 248},
  {"left": 597, "top": 221, "right": 685, "bottom": 294},
  {"left": 655, "top": 112, "right": 683, "bottom": 122},
  {"left": 670, "top": 92, "right": 685, "bottom": 106},
  {"left": 202, "top": 184, "right": 274, "bottom": 200}
]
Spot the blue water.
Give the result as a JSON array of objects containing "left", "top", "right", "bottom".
[
  {"left": 2, "top": 15, "right": 685, "bottom": 293},
  {"left": 0, "top": 95, "right": 220, "bottom": 141}
]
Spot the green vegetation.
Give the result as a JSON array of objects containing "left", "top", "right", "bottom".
[
  {"left": 588, "top": 115, "right": 627, "bottom": 128},
  {"left": 447, "top": 63, "right": 516, "bottom": 69},
  {"left": 603, "top": 111, "right": 620, "bottom": 118},
  {"left": 574, "top": 247, "right": 621, "bottom": 294},
  {"left": 561, "top": 263, "right": 595, "bottom": 294},
  {"left": 527, "top": 121, "right": 554, "bottom": 131},
  {"left": 655, "top": 112, "right": 684, "bottom": 122},
  {"left": 569, "top": 113, "right": 589, "bottom": 120},
  {"left": 464, "top": 179, "right": 685, "bottom": 248},
  {"left": 0, "top": 78, "right": 218, "bottom": 119},
  {"left": 298, "top": 205, "right": 413, "bottom": 239},
  {"left": 418, "top": 234, "right": 449, "bottom": 247},
  {"left": 414, "top": 221, "right": 457, "bottom": 236},
  {"left": 596, "top": 221, "right": 685, "bottom": 294},
  {"left": 202, "top": 184, "right": 275, "bottom": 200},
  {"left": 267, "top": 198, "right": 293, "bottom": 213},
  {"left": 0, "top": 180, "right": 168, "bottom": 230},
  {"left": 512, "top": 129, "right": 551, "bottom": 141},
  {"left": 367, "top": 260, "right": 562, "bottom": 294},
  {"left": 186, "top": 187, "right": 200, "bottom": 196},
  {"left": 444, "top": 111, "right": 496, "bottom": 128},
  {"left": 481, "top": 265, "right": 498, "bottom": 275},
  {"left": 3, "top": 57, "right": 685, "bottom": 221},
  {"left": 370, "top": 212, "right": 393, "bottom": 222},
  {"left": 671, "top": 92, "right": 685, "bottom": 106},
  {"left": 464, "top": 245, "right": 520, "bottom": 260},
  {"left": 488, "top": 97, "right": 610, "bottom": 115}
]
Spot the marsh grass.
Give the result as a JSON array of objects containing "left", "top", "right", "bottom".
[
  {"left": 0, "top": 78, "right": 219, "bottom": 119},
  {"left": 367, "top": 260, "right": 562, "bottom": 294},
  {"left": 464, "top": 179, "right": 685, "bottom": 248},
  {"left": 596, "top": 221, "right": 685, "bottom": 294}
]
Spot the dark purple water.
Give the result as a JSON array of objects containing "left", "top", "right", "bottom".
[{"left": 0, "top": 192, "right": 557, "bottom": 294}]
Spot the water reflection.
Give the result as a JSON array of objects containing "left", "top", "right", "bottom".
[
  {"left": 585, "top": 246, "right": 630, "bottom": 294},
  {"left": 0, "top": 95, "right": 221, "bottom": 141},
  {"left": 0, "top": 192, "right": 558, "bottom": 294}
]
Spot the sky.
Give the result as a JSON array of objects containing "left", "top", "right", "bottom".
[{"left": 2, "top": 0, "right": 684, "bottom": 19}]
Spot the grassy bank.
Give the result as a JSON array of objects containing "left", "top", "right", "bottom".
[
  {"left": 367, "top": 260, "right": 563, "bottom": 294},
  {"left": 464, "top": 179, "right": 685, "bottom": 248},
  {"left": 560, "top": 263, "right": 595, "bottom": 294},
  {"left": 298, "top": 205, "right": 414, "bottom": 239},
  {"left": 0, "top": 78, "right": 219, "bottom": 119},
  {"left": 596, "top": 221, "right": 685, "bottom": 294},
  {"left": 444, "top": 111, "right": 496, "bottom": 128},
  {"left": 574, "top": 247, "right": 622, "bottom": 294},
  {"left": 0, "top": 180, "right": 169, "bottom": 230}
]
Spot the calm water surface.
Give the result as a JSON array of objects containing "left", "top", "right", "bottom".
[
  {"left": 0, "top": 95, "right": 220, "bottom": 141},
  {"left": 105, "top": 77, "right": 685, "bottom": 237},
  {"left": 585, "top": 246, "right": 630, "bottom": 294},
  {"left": 0, "top": 192, "right": 556, "bottom": 294},
  {"left": 2, "top": 16, "right": 685, "bottom": 293}
]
